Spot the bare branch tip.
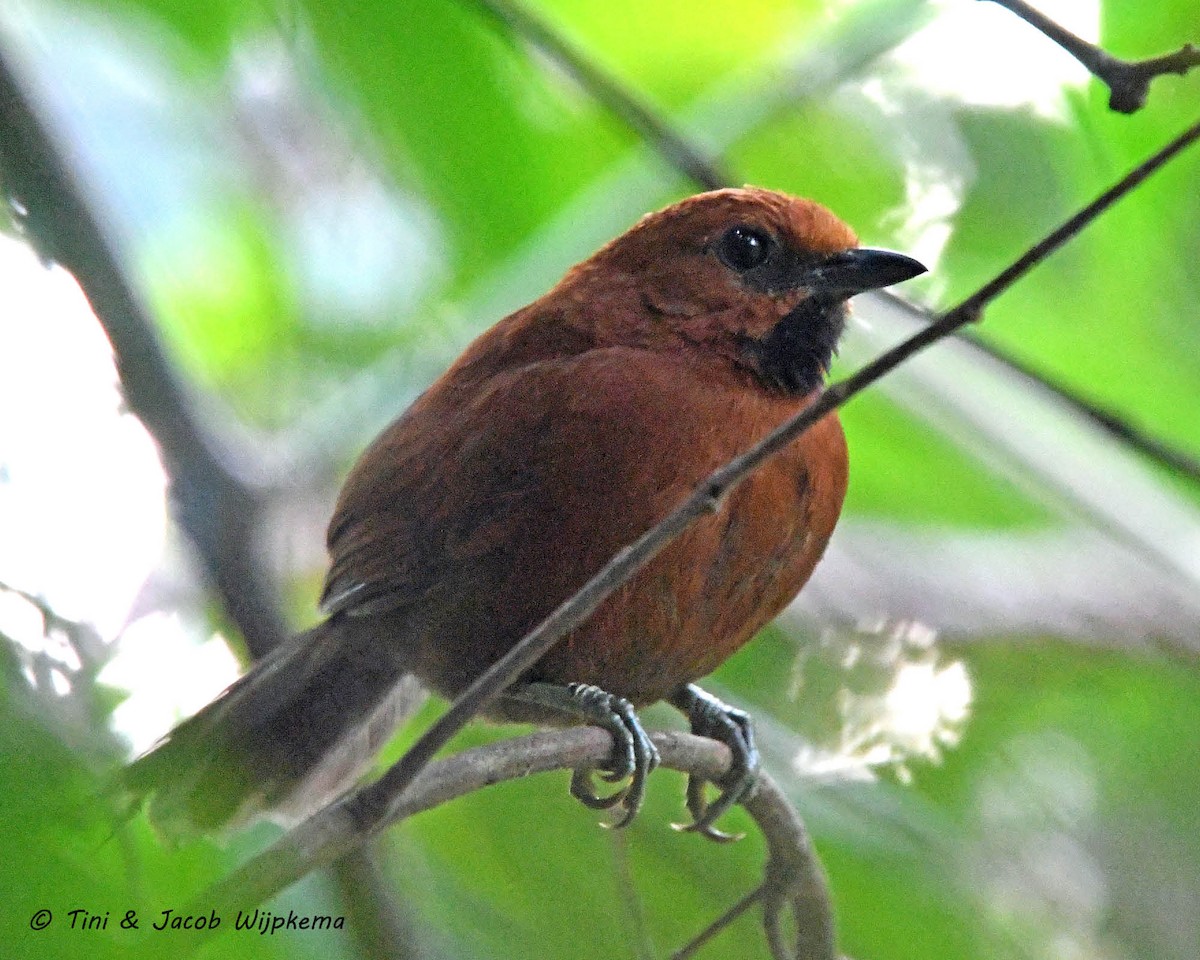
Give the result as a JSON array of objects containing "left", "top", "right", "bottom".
[
  {"left": 983, "top": 0, "right": 1199, "bottom": 115},
  {"left": 1108, "top": 43, "right": 1200, "bottom": 114}
]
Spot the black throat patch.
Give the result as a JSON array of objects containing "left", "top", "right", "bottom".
[{"left": 743, "top": 295, "right": 848, "bottom": 395}]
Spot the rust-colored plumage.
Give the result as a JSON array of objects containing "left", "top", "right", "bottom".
[{"left": 127, "top": 187, "right": 925, "bottom": 835}]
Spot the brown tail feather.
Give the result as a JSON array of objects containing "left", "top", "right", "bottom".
[{"left": 123, "top": 617, "right": 422, "bottom": 834}]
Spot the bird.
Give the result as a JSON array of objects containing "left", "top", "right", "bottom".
[{"left": 125, "top": 186, "right": 926, "bottom": 839}]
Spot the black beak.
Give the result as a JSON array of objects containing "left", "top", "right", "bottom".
[{"left": 807, "top": 248, "right": 927, "bottom": 295}]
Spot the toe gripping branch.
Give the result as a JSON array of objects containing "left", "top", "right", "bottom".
[
  {"left": 668, "top": 684, "right": 760, "bottom": 842},
  {"left": 506, "top": 681, "right": 758, "bottom": 839},
  {"left": 506, "top": 682, "right": 660, "bottom": 828}
]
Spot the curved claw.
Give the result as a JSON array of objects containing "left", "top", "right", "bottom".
[
  {"left": 671, "top": 772, "right": 745, "bottom": 842},
  {"left": 506, "top": 681, "right": 659, "bottom": 829},
  {"left": 669, "top": 684, "right": 760, "bottom": 842},
  {"left": 571, "top": 767, "right": 628, "bottom": 809},
  {"left": 675, "top": 776, "right": 751, "bottom": 841},
  {"left": 586, "top": 684, "right": 659, "bottom": 828}
]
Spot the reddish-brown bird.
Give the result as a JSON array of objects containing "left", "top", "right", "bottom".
[{"left": 128, "top": 187, "right": 925, "bottom": 837}]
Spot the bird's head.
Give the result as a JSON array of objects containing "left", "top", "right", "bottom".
[{"left": 568, "top": 187, "right": 926, "bottom": 394}]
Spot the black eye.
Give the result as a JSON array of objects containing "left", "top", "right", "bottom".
[{"left": 716, "top": 225, "right": 772, "bottom": 273}]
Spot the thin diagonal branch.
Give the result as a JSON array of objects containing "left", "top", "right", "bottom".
[
  {"left": 462, "top": 0, "right": 730, "bottom": 190},
  {"left": 460, "top": 0, "right": 1200, "bottom": 491},
  {"left": 0, "top": 44, "right": 288, "bottom": 659},
  {"left": 673, "top": 883, "right": 766, "bottom": 960},
  {"left": 958, "top": 330, "right": 1200, "bottom": 480},
  {"left": 983, "top": 0, "right": 1200, "bottom": 113}
]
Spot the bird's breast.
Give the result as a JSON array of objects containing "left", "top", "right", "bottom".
[{"left": 521, "top": 352, "right": 848, "bottom": 704}]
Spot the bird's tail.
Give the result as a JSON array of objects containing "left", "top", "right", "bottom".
[{"left": 122, "top": 616, "right": 424, "bottom": 835}]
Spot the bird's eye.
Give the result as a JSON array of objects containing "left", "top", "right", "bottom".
[{"left": 716, "top": 225, "right": 773, "bottom": 273}]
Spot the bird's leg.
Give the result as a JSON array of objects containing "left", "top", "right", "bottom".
[
  {"left": 668, "top": 684, "right": 759, "bottom": 842},
  {"left": 503, "top": 681, "right": 660, "bottom": 828}
]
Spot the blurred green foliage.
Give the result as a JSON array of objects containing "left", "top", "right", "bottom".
[{"left": 2, "top": 0, "right": 1199, "bottom": 959}]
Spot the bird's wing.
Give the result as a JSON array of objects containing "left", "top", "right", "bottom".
[{"left": 319, "top": 346, "right": 682, "bottom": 620}]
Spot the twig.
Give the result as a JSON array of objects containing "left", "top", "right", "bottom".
[
  {"left": 958, "top": 330, "right": 1200, "bottom": 481},
  {"left": 0, "top": 44, "right": 288, "bottom": 659},
  {"left": 982, "top": 0, "right": 1200, "bottom": 113},
  {"left": 0, "top": 578, "right": 107, "bottom": 666},
  {"left": 460, "top": 0, "right": 1200, "bottom": 491},
  {"left": 610, "top": 829, "right": 656, "bottom": 960},
  {"left": 672, "top": 883, "right": 766, "bottom": 960},
  {"left": 330, "top": 846, "right": 423, "bottom": 960},
  {"left": 460, "top": 0, "right": 730, "bottom": 190},
  {"left": 343, "top": 115, "right": 1200, "bottom": 837},
  {"left": 188, "top": 730, "right": 836, "bottom": 960}
]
